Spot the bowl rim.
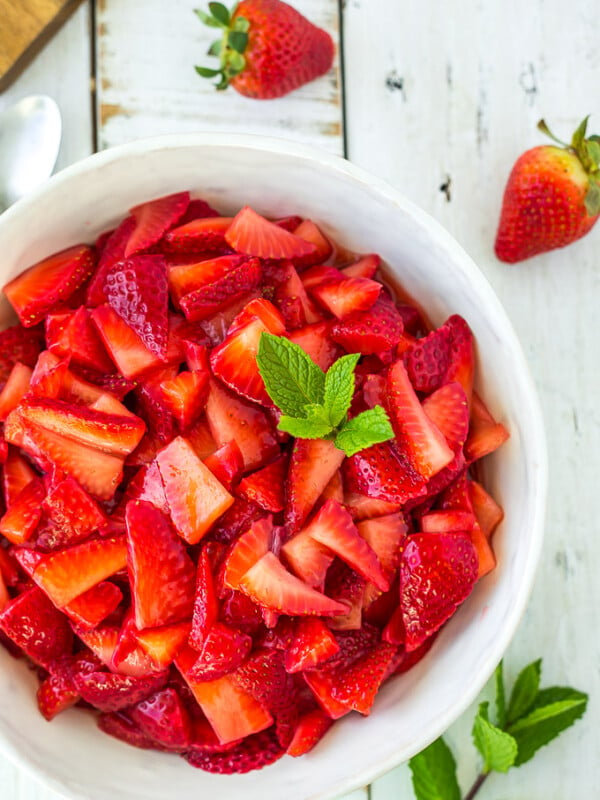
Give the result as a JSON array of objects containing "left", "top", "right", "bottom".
[{"left": 0, "top": 132, "right": 548, "bottom": 799}]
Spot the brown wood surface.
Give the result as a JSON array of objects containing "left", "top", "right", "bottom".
[{"left": 0, "top": 0, "right": 84, "bottom": 91}]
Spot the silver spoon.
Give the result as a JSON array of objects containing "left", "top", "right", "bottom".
[{"left": 0, "top": 95, "right": 62, "bottom": 212}]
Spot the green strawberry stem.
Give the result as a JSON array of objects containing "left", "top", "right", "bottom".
[
  {"left": 537, "top": 116, "right": 600, "bottom": 216},
  {"left": 194, "top": 3, "right": 250, "bottom": 90},
  {"left": 462, "top": 772, "right": 489, "bottom": 800}
]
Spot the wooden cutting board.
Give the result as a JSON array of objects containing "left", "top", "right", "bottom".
[{"left": 0, "top": 0, "right": 83, "bottom": 91}]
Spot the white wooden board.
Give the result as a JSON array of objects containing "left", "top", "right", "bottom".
[{"left": 96, "top": 0, "right": 344, "bottom": 154}]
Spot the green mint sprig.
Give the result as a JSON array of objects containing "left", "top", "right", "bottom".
[
  {"left": 408, "top": 658, "right": 588, "bottom": 800},
  {"left": 256, "top": 333, "right": 394, "bottom": 457}
]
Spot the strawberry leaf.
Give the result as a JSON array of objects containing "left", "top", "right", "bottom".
[
  {"left": 585, "top": 180, "right": 600, "bottom": 216},
  {"left": 194, "top": 8, "right": 222, "bottom": 27},
  {"left": 232, "top": 15, "right": 250, "bottom": 32},
  {"left": 257, "top": 333, "right": 325, "bottom": 417},
  {"left": 195, "top": 66, "right": 222, "bottom": 78},
  {"left": 507, "top": 687, "right": 588, "bottom": 766},
  {"left": 334, "top": 406, "right": 394, "bottom": 456},
  {"left": 408, "top": 736, "right": 460, "bottom": 800},
  {"left": 208, "top": 2, "right": 230, "bottom": 25},
  {"left": 472, "top": 702, "right": 518, "bottom": 774},
  {"left": 323, "top": 352, "right": 360, "bottom": 427},
  {"left": 228, "top": 30, "right": 248, "bottom": 53},
  {"left": 506, "top": 658, "right": 541, "bottom": 724}
]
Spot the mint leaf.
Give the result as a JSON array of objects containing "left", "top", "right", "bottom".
[
  {"left": 508, "top": 687, "right": 588, "bottom": 765},
  {"left": 506, "top": 658, "right": 542, "bottom": 724},
  {"left": 495, "top": 661, "right": 507, "bottom": 728},
  {"left": 334, "top": 406, "right": 394, "bottom": 456},
  {"left": 472, "top": 702, "right": 518, "bottom": 774},
  {"left": 408, "top": 736, "right": 460, "bottom": 800},
  {"left": 257, "top": 334, "right": 325, "bottom": 417},
  {"left": 278, "top": 413, "right": 332, "bottom": 439},
  {"left": 323, "top": 353, "right": 360, "bottom": 427}
]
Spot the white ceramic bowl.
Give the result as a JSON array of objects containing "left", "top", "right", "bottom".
[{"left": 0, "top": 134, "right": 546, "bottom": 800}]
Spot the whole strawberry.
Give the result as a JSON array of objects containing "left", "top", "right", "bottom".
[
  {"left": 194, "top": 1, "right": 334, "bottom": 99},
  {"left": 495, "top": 117, "right": 600, "bottom": 263}
]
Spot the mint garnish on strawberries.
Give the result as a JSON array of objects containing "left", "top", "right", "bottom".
[
  {"left": 408, "top": 658, "right": 588, "bottom": 800},
  {"left": 256, "top": 333, "right": 394, "bottom": 456}
]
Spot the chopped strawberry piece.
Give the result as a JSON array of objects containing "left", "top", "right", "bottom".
[
  {"left": 46, "top": 306, "right": 115, "bottom": 372},
  {"left": 135, "top": 622, "right": 191, "bottom": 668},
  {"left": 330, "top": 641, "right": 397, "bottom": 714},
  {"left": 125, "top": 192, "right": 189, "bottom": 257},
  {"left": 265, "top": 261, "right": 323, "bottom": 329},
  {"left": 168, "top": 253, "right": 247, "bottom": 304},
  {"left": 0, "top": 324, "right": 43, "bottom": 383},
  {"left": 130, "top": 687, "right": 192, "bottom": 749},
  {"left": 91, "top": 305, "right": 166, "bottom": 380},
  {"left": 357, "top": 512, "right": 407, "bottom": 607},
  {"left": 401, "top": 532, "right": 478, "bottom": 651},
  {"left": 97, "top": 711, "right": 158, "bottom": 750},
  {"left": 226, "top": 206, "right": 316, "bottom": 260},
  {"left": 159, "top": 370, "right": 208, "bottom": 431},
  {"left": 281, "top": 525, "right": 333, "bottom": 588},
  {"left": 189, "top": 549, "right": 219, "bottom": 649},
  {"left": 162, "top": 216, "right": 233, "bottom": 255},
  {"left": 126, "top": 500, "right": 195, "bottom": 629},
  {"left": 156, "top": 436, "right": 234, "bottom": 544},
  {"left": 303, "top": 670, "right": 350, "bottom": 720},
  {"left": 210, "top": 498, "right": 267, "bottom": 546},
  {"left": 63, "top": 581, "right": 123, "bottom": 630},
  {"left": 0, "top": 477, "right": 45, "bottom": 544},
  {"left": 291, "top": 219, "right": 332, "bottom": 267},
  {"left": 386, "top": 359, "right": 454, "bottom": 479},
  {"left": 422, "top": 381, "right": 469, "bottom": 448},
  {"left": 239, "top": 551, "right": 348, "bottom": 616},
  {"left": 42, "top": 475, "right": 107, "bottom": 545},
  {"left": 285, "top": 438, "right": 345, "bottom": 532},
  {"left": 180, "top": 259, "right": 263, "bottom": 322},
  {"left": 203, "top": 441, "right": 244, "bottom": 490},
  {"left": 74, "top": 669, "right": 168, "bottom": 712},
  {"left": 464, "top": 393, "right": 510, "bottom": 462},
  {"left": 0, "top": 362, "right": 32, "bottom": 421},
  {"left": 341, "top": 253, "right": 380, "bottom": 280},
  {"left": 185, "top": 728, "right": 283, "bottom": 773},
  {"left": 471, "top": 525, "right": 496, "bottom": 579},
  {"left": 36, "top": 649, "right": 103, "bottom": 720},
  {"left": 86, "top": 216, "right": 137, "bottom": 306},
  {"left": 177, "top": 198, "right": 220, "bottom": 225},
  {"left": 420, "top": 510, "right": 476, "bottom": 533},
  {"left": 222, "top": 516, "right": 273, "bottom": 590},
  {"left": 343, "top": 441, "right": 427, "bottom": 505},
  {"left": 2, "top": 448, "right": 37, "bottom": 507},
  {"left": 220, "top": 588, "right": 263, "bottom": 634},
  {"left": 469, "top": 479, "right": 504, "bottom": 538},
  {"left": 205, "top": 379, "right": 279, "bottom": 471},
  {"left": 331, "top": 294, "right": 405, "bottom": 355},
  {"left": 325, "top": 561, "right": 365, "bottom": 631},
  {"left": 0, "top": 586, "right": 73, "bottom": 667},
  {"left": 283, "top": 617, "right": 339, "bottom": 673},
  {"left": 188, "top": 622, "right": 252, "bottom": 681},
  {"left": 4, "top": 245, "right": 96, "bottom": 327},
  {"left": 311, "top": 276, "right": 381, "bottom": 319},
  {"left": 286, "top": 708, "right": 333, "bottom": 756},
  {"left": 237, "top": 455, "right": 287, "bottom": 512}
]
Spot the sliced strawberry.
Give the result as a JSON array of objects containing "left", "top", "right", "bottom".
[
  {"left": 126, "top": 500, "right": 195, "bottom": 629},
  {"left": 285, "top": 438, "right": 346, "bottom": 532},
  {"left": 135, "top": 622, "right": 191, "bottom": 668},
  {"left": 286, "top": 708, "right": 333, "bottom": 757},
  {"left": 422, "top": 381, "right": 469, "bottom": 448},
  {"left": 156, "top": 436, "right": 234, "bottom": 544},
  {"left": 203, "top": 441, "right": 244, "bottom": 490},
  {"left": 236, "top": 455, "right": 287, "bottom": 513},
  {"left": 130, "top": 687, "right": 192, "bottom": 749},
  {"left": 32, "top": 536, "right": 127, "bottom": 607},
  {"left": 225, "top": 206, "right": 316, "bottom": 260},
  {"left": 343, "top": 441, "right": 427, "bottom": 505},
  {"left": 220, "top": 588, "right": 263, "bottom": 634},
  {"left": 177, "top": 198, "right": 220, "bottom": 225},
  {"left": 97, "top": 711, "right": 158, "bottom": 750},
  {"left": 91, "top": 305, "right": 166, "bottom": 380},
  {"left": 239, "top": 551, "right": 348, "bottom": 616},
  {"left": 266, "top": 261, "right": 323, "bottom": 329},
  {"left": 331, "top": 294, "right": 405, "bottom": 355},
  {"left": 303, "top": 671, "right": 350, "bottom": 720},
  {"left": 438, "top": 470, "right": 474, "bottom": 513},
  {"left": 386, "top": 359, "right": 454, "bottom": 478},
  {"left": 86, "top": 216, "right": 137, "bottom": 306},
  {"left": 179, "top": 259, "right": 263, "bottom": 322},
  {"left": 188, "top": 622, "right": 252, "bottom": 681},
  {"left": 341, "top": 253, "right": 380, "bottom": 280},
  {"left": 469, "top": 480, "right": 504, "bottom": 538},
  {"left": 311, "top": 276, "right": 381, "bottom": 319},
  {"left": 0, "top": 324, "right": 43, "bottom": 382},
  {"left": 189, "top": 549, "right": 219, "bottom": 649},
  {"left": 42, "top": 475, "right": 107, "bottom": 545},
  {"left": 420, "top": 510, "right": 476, "bottom": 533},
  {"left": 210, "top": 498, "right": 267, "bottom": 546},
  {"left": 0, "top": 586, "right": 73, "bottom": 667},
  {"left": 74, "top": 625, "right": 120, "bottom": 667},
  {"left": 0, "top": 362, "right": 32, "bottom": 421},
  {"left": 74, "top": 669, "right": 168, "bottom": 712},
  {"left": 62, "top": 581, "right": 123, "bottom": 630},
  {"left": 36, "top": 649, "right": 102, "bottom": 720},
  {"left": 288, "top": 321, "right": 340, "bottom": 371},
  {"left": 210, "top": 298, "right": 285, "bottom": 405},
  {"left": 168, "top": 253, "right": 246, "bottom": 304},
  {"left": 320, "top": 468, "right": 344, "bottom": 504},
  {"left": 400, "top": 532, "right": 478, "bottom": 651},
  {"left": 291, "top": 219, "right": 333, "bottom": 267},
  {"left": 0, "top": 547, "right": 21, "bottom": 587},
  {"left": 275, "top": 215, "right": 303, "bottom": 232},
  {"left": 159, "top": 370, "right": 208, "bottom": 431},
  {"left": 46, "top": 306, "right": 115, "bottom": 373},
  {"left": 162, "top": 216, "right": 233, "bottom": 255},
  {"left": 325, "top": 560, "right": 365, "bottom": 631},
  {"left": 222, "top": 516, "right": 273, "bottom": 590},
  {"left": 357, "top": 512, "right": 407, "bottom": 607},
  {"left": 205, "top": 379, "right": 279, "bottom": 470},
  {"left": 283, "top": 617, "right": 339, "bottom": 673},
  {"left": 464, "top": 393, "right": 510, "bottom": 462},
  {"left": 4, "top": 245, "right": 96, "bottom": 327},
  {"left": 0, "top": 477, "right": 45, "bottom": 544},
  {"left": 185, "top": 728, "right": 283, "bottom": 773},
  {"left": 281, "top": 525, "right": 334, "bottom": 589},
  {"left": 329, "top": 641, "right": 397, "bottom": 715},
  {"left": 176, "top": 647, "right": 273, "bottom": 744},
  {"left": 125, "top": 192, "right": 189, "bottom": 257},
  {"left": 2, "top": 448, "right": 38, "bottom": 506},
  {"left": 471, "top": 525, "right": 496, "bottom": 579}
]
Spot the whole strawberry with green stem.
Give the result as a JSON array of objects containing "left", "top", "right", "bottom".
[
  {"left": 194, "top": 1, "right": 334, "bottom": 99},
  {"left": 495, "top": 117, "right": 600, "bottom": 263}
]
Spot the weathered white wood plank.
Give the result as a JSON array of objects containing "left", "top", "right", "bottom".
[
  {"left": 0, "top": 1, "right": 93, "bottom": 172},
  {"left": 344, "top": 1, "right": 600, "bottom": 798},
  {"left": 96, "top": 0, "right": 343, "bottom": 155},
  {"left": 0, "top": 4, "right": 93, "bottom": 796}
]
